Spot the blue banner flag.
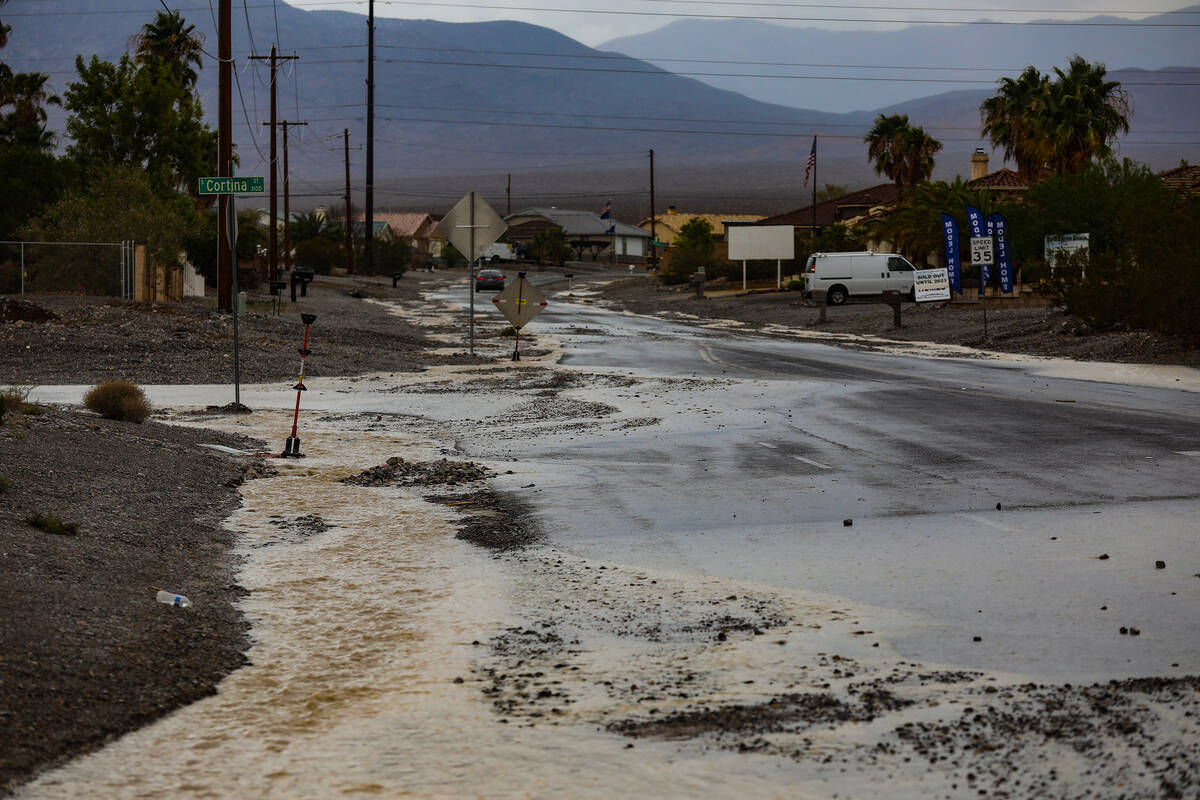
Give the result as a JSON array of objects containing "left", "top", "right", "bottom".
[
  {"left": 940, "top": 213, "right": 961, "bottom": 294},
  {"left": 600, "top": 200, "right": 611, "bottom": 220},
  {"left": 965, "top": 206, "right": 984, "bottom": 238},
  {"left": 988, "top": 212, "right": 1013, "bottom": 294}
]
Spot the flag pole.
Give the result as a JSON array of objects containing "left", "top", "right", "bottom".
[{"left": 811, "top": 134, "right": 817, "bottom": 242}]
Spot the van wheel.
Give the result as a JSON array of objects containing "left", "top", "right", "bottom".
[
  {"left": 827, "top": 285, "right": 848, "bottom": 305},
  {"left": 908, "top": 287, "right": 917, "bottom": 302}
]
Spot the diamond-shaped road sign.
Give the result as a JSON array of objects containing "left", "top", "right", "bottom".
[
  {"left": 436, "top": 191, "right": 507, "bottom": 261},
  {"left": 491, "top": 277, "right": 547, "bottom": 330}
]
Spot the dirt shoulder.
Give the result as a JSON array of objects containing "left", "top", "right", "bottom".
[
  {"left": 0, "top": 406, "right": 266, "bottom": 793},
  {"left": 0, "top": 270, "right": 484, "bottom": 386},
  {"left": 595, "top": 277, "right": 1200, "bottom": 367},
  {"left": 0, "top": 270, "right": 473, "bottom": 794}
]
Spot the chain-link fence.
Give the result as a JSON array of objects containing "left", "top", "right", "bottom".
[{"left": 0, "top": 241, "right": 136, "bottom": 299}]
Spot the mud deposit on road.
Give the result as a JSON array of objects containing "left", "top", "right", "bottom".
[{"left": 446, "top": 536, "right": 1200, "bottom": 800}]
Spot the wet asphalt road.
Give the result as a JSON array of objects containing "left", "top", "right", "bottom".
[{"left": 476, "top": 276, "right": 1200, "bottom": 680}]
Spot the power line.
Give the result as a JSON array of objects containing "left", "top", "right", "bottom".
[{"left": 7, "top": 1, "right": 1200, "bottom": 26}]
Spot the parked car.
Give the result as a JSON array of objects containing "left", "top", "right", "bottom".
[
  {"left": 475, "top": 269, "right": 505, "bottom": 291},
  {"left": 803, "top": 251, "right": 917, "bottom": 305}
]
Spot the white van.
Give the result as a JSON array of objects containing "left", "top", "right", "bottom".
[{"left": 803, "top": 252, "right": 917, "bottom": 305}]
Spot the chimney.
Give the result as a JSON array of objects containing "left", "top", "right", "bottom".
[
  {"left": 667, "top": 205, "right": 678, "bottom": 215},
  {"left": 971, "top": 148, "right": 989, "bottom": 181}
]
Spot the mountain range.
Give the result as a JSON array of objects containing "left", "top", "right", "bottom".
[{"left": 3, "top": 1, "right": 1198, "bottom": 215}]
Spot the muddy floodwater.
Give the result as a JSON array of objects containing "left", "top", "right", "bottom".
[{"left": 20, "top": 290, "right": 1200, "bottom": 799}]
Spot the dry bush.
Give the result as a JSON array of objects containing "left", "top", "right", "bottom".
[{"left": 83, "top": 380, "right": 152, "bottom": 423}]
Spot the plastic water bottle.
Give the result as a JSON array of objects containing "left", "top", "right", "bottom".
[{"left": 156, "top": 590, "right": 193, "bottom": 609}]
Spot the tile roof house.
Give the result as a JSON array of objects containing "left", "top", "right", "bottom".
[
  {"left": 371, "top": 212, "right": 441, "bottom": 252},
  {"left": 1157, "top": 164, "right": 1200, "bottom": 195},
  {"left": 755, "top": 184, "right": 901, "bottom": 231},
  {"left": 636, "top": 208, "right": 764, "bottom": 245},
  {"left": 505, "top": 207, "right": 651, "bottom": 262},
  {"left": 965, "top": 149, "right": 1031, "bottom": 199}
]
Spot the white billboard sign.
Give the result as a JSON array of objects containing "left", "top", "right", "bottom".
[
  {"left": 1044, "top": 233, "right": 1089, "bottom": 265},
  {"left": 727, "top": 225, "right": 795, "bottom": 261},
  {"left": 913, "top": 268, "right": 951, "bottom": 302}
]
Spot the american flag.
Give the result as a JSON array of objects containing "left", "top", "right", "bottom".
[
  {"left": 600, "top": 200, "right": 611, "bottom": 219},
  {"left": 803, "top": 137, "right": 816, "bottom": 188}
]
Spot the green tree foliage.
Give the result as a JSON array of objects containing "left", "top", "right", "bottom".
[
  {"left": 362, "top": 239, "right": 410, "bottom": 276},
  {"left": 531, "top": 227, "right": 570, "bottom": 266},
  {"left": 866, "top": 178, "right": 994, "bottom": 268},
  {"left": 182, "top": 208, "right": 265, "bottom": 287},
  {"left": 131, "top": 10, "right": 204, "bottom": 91},
  {"left": 18, "top": 166, "right": 200, "bottom": 294},
  {"left": 64, "top": 53, "right": 213, "bottom": 196},
  {"left": 1002, "top": 159, "right": 1199, "bottom": 339},
  {"left": 290, "top": 212, "right": 336, "bottom": 245},
  {"left": 663, "top": 218, "right": 723, "bottom": 284},
  {"left": 980, "top": 66, "right": 1049, "bottom": 183},
  {"left": 295, "top": 237, "right": 344, "bottom": 275},
  {"left": 0, "top": 0, "right": 60, "bottom": 151},
  {"left": 864, "top": 114, "right": 942, "bottom": 193},
  {"left": 981, "top": 57, "right": 1130, "bottom": 181}
]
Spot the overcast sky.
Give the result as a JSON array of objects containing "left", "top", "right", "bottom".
[{"left": 287, "top": 0, "right": 1185, "bottom": 47}]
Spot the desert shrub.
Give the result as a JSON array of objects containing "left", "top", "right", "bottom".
[
  {"left": 0, "top": 386, "right": 39, "bottom": 423},
  {"left": 83, "top": 380, "right": 152, "bottom": 423},
  {"left": 784, "top": 279, "right": 804, "bottom": 291},
  {"left": 27, "top": 512, "right": 79, "bottom": 536}
]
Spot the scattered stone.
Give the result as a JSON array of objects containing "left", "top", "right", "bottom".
[
  {"left": 341, "top": 456, "right": 494, "bottom": 487},
  {"left": 843, "top": 519, "right": 853, "bottom": 527},
  {"left": 995, "top": 502, "right": 1002, "bottom": 510},
  {"left": 973, "top": 636, "right": 982, "bottom": 642},
  {"left": 1129, "top": 627, "right": 1141, "bottom": 636},
  {"left": 1120, "top": 627, "right": 1128, "bottom": 635},
  {"left": 1155, "top": 560, "right": 1166, "bottom": 569},
  {"left": 1098, "top": 553, "right": 1110, "bottom": 560}
]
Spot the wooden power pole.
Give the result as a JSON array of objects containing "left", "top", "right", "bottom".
[
  {"left": 218, "top": 0, "right": 232, "bottom": 311},
  {"left": 251, "top": 46, "right": 298, "bottom": 284},
  {"left": 280, "top": 120, "right": 307, "bottom": 275}
]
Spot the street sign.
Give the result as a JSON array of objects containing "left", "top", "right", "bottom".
[
  {"left": 198, "top": 176, "right": 266, "bottom": 195},
  {"left": 437, "top": 192, "right": 507, "bottom": 261},
  {"left": 913, "top": 268, "right": 950, "bottom": 302},
  {"left": 650, "top": 240, "right": 667, "bottom": 247},
  {"left": 970, "top": 235, "right": 994, "bottom": 265},
  {"left": 492, "top": 276, "right": 547, "bottom": 329}
]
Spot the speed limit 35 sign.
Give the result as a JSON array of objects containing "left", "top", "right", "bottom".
[{"left": 970, "top": 236, "right": 994, "bottom": 265}]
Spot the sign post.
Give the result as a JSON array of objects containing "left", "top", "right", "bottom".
[
  {"left": 436, "top": 192, "right": 507, "bottom": 355},
  {"left": 970, "top": 233, "right": 995, "bottom": 339},
  {"left": 200, "top": 164, "right": 266, "bottom": 409}
]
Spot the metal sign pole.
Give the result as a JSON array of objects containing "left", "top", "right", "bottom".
[
  {"left": 229, "top": 162, "right": 241, "bottom": 407},
  {"left": 513, "top": 272, "right": 525, "bottom": 362},
  {"left": 469, "top": 192, "right": 476, "bottom": 356}
]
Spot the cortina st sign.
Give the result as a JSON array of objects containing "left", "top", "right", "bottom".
[{"left": 198, "top": 176, "right": 266, "bottom": 195}]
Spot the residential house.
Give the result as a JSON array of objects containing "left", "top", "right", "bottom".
[
  {"left": 505, "top": 207, "right": 651, "bottom": 263},
  {"left": 965, "top": 148, "right": 1030, "bottom": 200},
  {"left": 637, "top": 207, "right": 764, "bottom": 245},
  {"left": 370, "top": 212, "right": 441, "bottom": 254},
  {"left": 1157, "top": 163, "right": 1200, "bottom": 195},
  {"left": 755, "top": 184, "right": 901, "bottom": 234}
]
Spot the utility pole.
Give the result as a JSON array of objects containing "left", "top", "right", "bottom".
[
  {"left": 218, "top": 0, "right": 232, "bottom": 312},
  {"left": 648, "top": 148, "right": 656, "bottom": 273},
  {"left": 343, "top": 128, "right": 356, "bottom": 274},
  {"left": 251, "top": 46, "right": 298, "bottom": 285},
  {"left": 278, "top": 121, "right": 307, "bottom": 275},
  {"left": 365, "top": 1, "right": 375, "bottom": 274},
  {"left": 506, "top": 173, "right": 511, "bottom": 216}
]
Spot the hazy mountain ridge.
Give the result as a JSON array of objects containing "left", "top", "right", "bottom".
[
  {"left": 599, "top": 7, "right": 1200, "bottom": 113},
  {"left": 3, "top": 2, "right": 1197, "bottom": 213}
]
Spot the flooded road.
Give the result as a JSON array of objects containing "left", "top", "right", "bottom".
[{"left": 20, "top": 283, "right": 1200, "bottom": 798}]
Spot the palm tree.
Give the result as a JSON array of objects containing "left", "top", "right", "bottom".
[
  {"left": 865, "top": 114, "right": 942, "bottom": 194},
  {"left": 1041, "top": 56, "right": 1131, "bottom": 178},
  {"left": 866, "top": 178, "right": 993, "bottom": 267},
  {"left": 0, "top": 70, "right": 59, "bottom": 150},
  {"left": 865, "top": 114, "right": 909, "bottom": 185},
  {"left": 290, "top": 212, "right": 332, "bottom": 245},
  {"left": 980, "top": 66, "right": 1049, "bottom": 183},
  {"left": 980, "top": 57, "right": 1130, "bottom": 182},
  {"left": 132, "top": 10, "right": 205, "bottom": 90}
]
